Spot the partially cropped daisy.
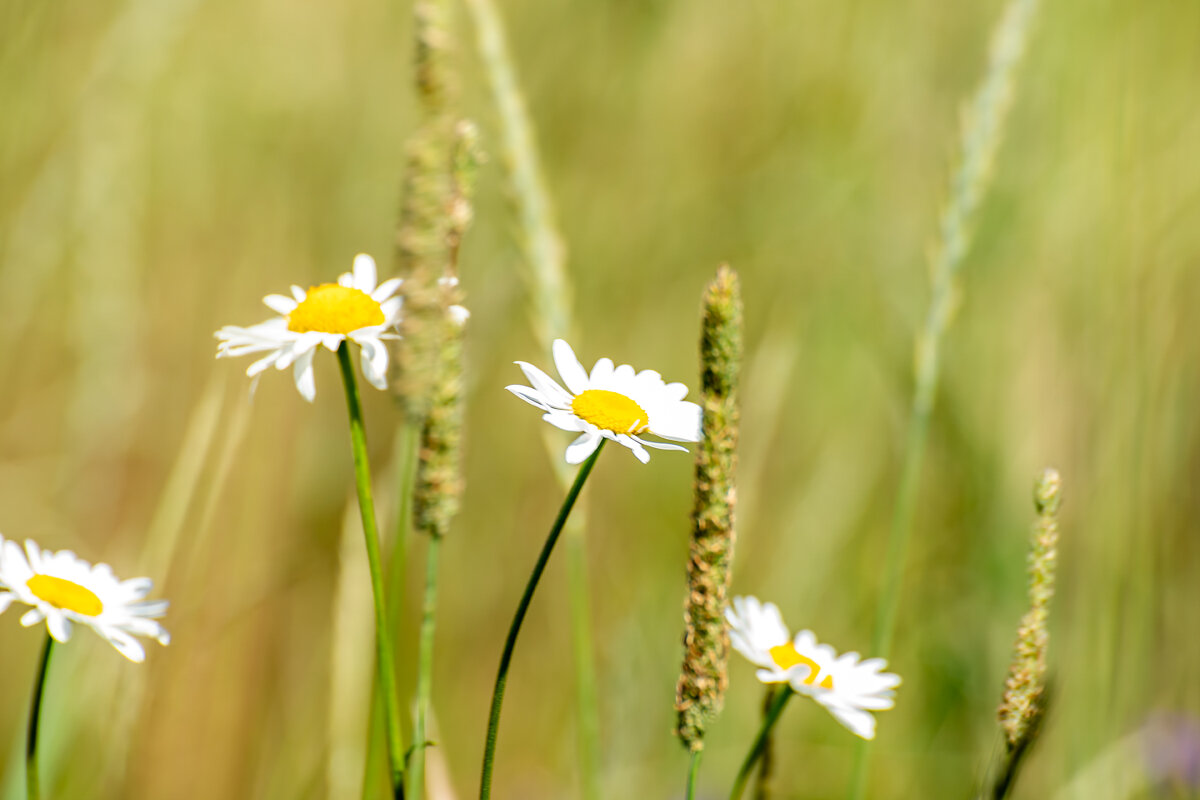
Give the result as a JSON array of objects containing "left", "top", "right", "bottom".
[
  {"left": 215, "top": 253, "right": 403, "bottom": 401},
  {"left": 726, "top": 595, "right": 900, "bottom": 739},
  {"left": 506, "top": 339, "right": 702, "bottom": 464},
  {"left": 0, "top": 535, "right": 170, "bottom": 663}
]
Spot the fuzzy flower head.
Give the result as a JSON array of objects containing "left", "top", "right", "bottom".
[
  {"left": 506, "top": 339, "right": 702, "bottom": 464},
  {"left": 215, "top": 254, "right": 403, "bottom": 401},
  {"left": 725, "top": 595, "right": 900, "bottom": 740},
  {"left": 0, "top": 535, "right": 170, "bottom": 663}
]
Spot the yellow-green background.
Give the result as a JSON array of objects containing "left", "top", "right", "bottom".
[{"left": 1, "top": 0, "right": 1198, "bottom": 797}]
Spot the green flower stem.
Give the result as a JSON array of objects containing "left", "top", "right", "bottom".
[
  {"left": 26, "top": 634, "right": 53, "bottom": 800},
  {"left": 479, "top": 440, "right": 605, "bottom": 800},
  {"left": 360, "top": 423, "right": 421, "bottom": 800},
  {"left": 686, "top": 749, "right": 703, "bottom": 800},
  {"left": 729, "top": 686, "right": 794, "bottom": 800},
  {"left": 335, "top": 343, "right": 405, "bottom": 797},
  {"left": 406, "top": 532, "right": 442, "bottom": 799}
]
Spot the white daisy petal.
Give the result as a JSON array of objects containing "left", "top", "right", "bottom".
[
  {"left": 20, "top": 608, "right": 45, "bottom": 627},
  {"left": 515, "top": 362, "right": 573, "bottom": 408},
  {"left": 542, "top": 411, "right": 586, "bottom": 433},
  {"left": 634, "top": 437, "right": 688, "bottom": 453},
  {"left": 507, "top": 385, "right": 555, "bottom": 411},
  {"left": 47, "top": 612, "right": 72, "bottom": 642},
  {"left": 552, "top": 339, "right": 590, "bottom": 395},
  {"left": 815, "top": 695, "right": 878, "bottom": 740},
  {"left": 263, "top": 294, "right": 297, "bottom": 315},
  {"left": 373, "top": 277, "right": 403, "bottom": 302},
  {"left": 104, "top": 629, "right": 147, "bottom": 663},
  {"left": 663, "top": 382, "right": 690, "bottom": 401},
  {"left": 611, "top": 364, "right": 636, "bottom": 384},
  {"left": 589, "top": 357, "right": 615, "bottom": 384},
  {"left": 756, "top": 667, "right": 788, "bottom": 683},
  {"left": 650, "top": 401, "right": 703, "bottom": 442},
  {"left": 246, "top": 351, "right": 281, "bottom": 378},
  {"left": 293, "top": 348, "right": 317, "bottom": 402},
  {"left": 3, "top": 539, "right": 33, "bottom": 582},
  {"left": 24, "top": 540, "right": 42, "bottom": 572},
  {"left": 118, "top": 577, "right": 154, "bottom": 601},
  {"left": 380, "top": 297, "right": 404, "bottom": 321},
  {"left": 614, "top": 434, "right": 650, "bottom": 464},
  {"left": 291, "top": 285, "right": 307, "bottom": 302},
  {"left": 357, "top": 337, "right": 390, "bottom": 390},
  {"left": 564, "top": 432, "right": 601, "bottom": 465},
  {"left": 352, "top": 253, "right": 377, "bottom": 291}
]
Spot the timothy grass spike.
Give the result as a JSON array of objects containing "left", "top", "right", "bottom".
[
  {"left": 413, "top": 283, "right": 468, "bottom": 541},
  {"left": 989, "top": 468, "right": 1061, "bottom": 799},
  {"left": 676, "top": 265, "right": 743, "bottom": 752}
]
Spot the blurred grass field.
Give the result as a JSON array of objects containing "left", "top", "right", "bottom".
[{"left": 2, "top": 0, "right": 1200, "bottom": 797}]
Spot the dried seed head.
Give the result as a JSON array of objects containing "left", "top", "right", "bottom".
[
  {"left": 998, "top": 467, "right": 1061, "bottom": 750},
  {"left": 676, "top": 266, "right": 743, "bottom": 751},
  {"left": 413, "top": 281, "right": 467, "bottom": 540}
]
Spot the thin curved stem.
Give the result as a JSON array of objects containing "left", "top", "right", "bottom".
[
  {"left": 729, "top": 686, "right": 794, "bottom": 800},
  {"left": 336, "top": 343, "right": 405, "bottom": 798},
  {"left": 478, "top": 440, "right": 605, "bottom": 800},
  {"left": 407, "top": 533, "right": 442, "bottom": 799},
  {"left": 26, "top": 634, "right": 54, "bottom": 800},
  {"left": 686, "top": 748, "right": 703, "bottom": 800}
]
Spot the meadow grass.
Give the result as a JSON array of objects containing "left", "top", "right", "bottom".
[{"left": 1, "top": 1, "right": 1199, "bottom": 798}]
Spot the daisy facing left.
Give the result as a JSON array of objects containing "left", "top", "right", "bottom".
[
  {"left": 0, "top": 534, "right": 170, "bottom": 663},
  {"left": 215, "top": 253, "right": 403, "bottom": 401}
]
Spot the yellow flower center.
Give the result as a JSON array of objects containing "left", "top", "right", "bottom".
[
  {"left": 571, "top": 389, "right": 650, "bottom": 434},
  {"left": 769, "top": 643, "right": 834, "bottom": 689},
  {"left": 286, "top": 284, "right": 385, "bottom": 334},
  {"left": 27, "top": 575, "right": 104, "bottom": 617}
]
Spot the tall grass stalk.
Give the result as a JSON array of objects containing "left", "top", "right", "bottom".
[
  {"left": 849, "top": 0, "right": 1042, "bottom": 796},
  {"left": 335, "top": 343, "right": 406, "bottom": 796},
  {"left": 478, "top": 441, "right": 605, "bottom": 800},
  {"left": 686, "top": 750, "right": 702, "bottom": 800},
  {"left": 409, "top": 293, "right": 468, "bottom": 799},
  {"left": 329, "top": 489, "right": 378, "bottom": 800},
  {"left": 462, "top": 2, "right": 600, "bottom": 797},
  {"left": 752, "top": 686, "right": 779, "bottom": 800},
  {"left": 730, "top": 687, "right": 793, "bottom": 800}
]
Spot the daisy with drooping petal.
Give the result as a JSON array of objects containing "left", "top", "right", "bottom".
[
  {"left": 0, "top": 535, "right": 170, "bottom": 663},
  {"left": 506, "top": 339, "right": 702, "bottom": 464},
  {"left": 726, "top": 595, "right": 900, "bottom": 739},
  {"left": 215, "top": 253, "right": 403, "bottom": 401}
]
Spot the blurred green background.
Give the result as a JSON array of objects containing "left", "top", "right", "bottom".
[{"left": 1, "top": 0, "right": 1199, "bottom": 797}]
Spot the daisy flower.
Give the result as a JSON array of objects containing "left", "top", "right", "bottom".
[
  {"left": 726, "top": 595, "right": 900, "bottom": 740},
  {"left": 215, "top": 253, "right": 403, "bottom": 401},
  {"left": 0, "top": 535, "right": 170, "bottom": 663},
  {"left": 506, "top": 339, "right": 702, "bottom": 464}
]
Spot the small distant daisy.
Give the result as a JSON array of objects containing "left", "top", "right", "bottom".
[
  {"left": 506, "top": 339, "right": 702, "bottom": 464},
  {"left": 0, "top": 535, "right": 170, "bottom": 663},
  {"left": 215, "top": 253, "right": 403, "bottom": 401},
  {"left": 726, "top": 595, "right": 900, "bottom": 740}
]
